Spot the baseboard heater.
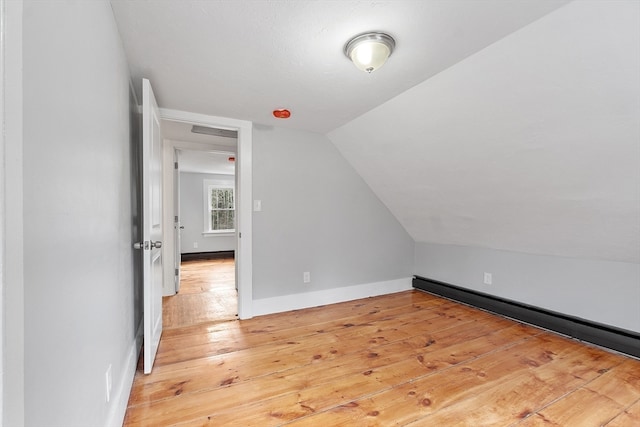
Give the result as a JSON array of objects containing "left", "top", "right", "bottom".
[
  {"left": 181, "top": 250, "right": 235, "bottom": 262},
  {"left": 413, "top": 275, "right": 640, "bottom": 359}
]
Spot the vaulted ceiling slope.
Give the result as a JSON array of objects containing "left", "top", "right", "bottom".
[
  {"left": 329, "top": 1, "right": 640, "bottom": 264},
  {"left": 110, "top": 0, "right": 569, "bottom": 133}
]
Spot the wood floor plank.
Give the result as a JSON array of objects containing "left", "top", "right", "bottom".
[
  {"left": 136, "top": 299, "right": 457, "bottom": 380},
  {"left": 127, "top": 307, "right": 508, "bottom": 410},
  {"left": 124, "top": 261, "right": 640, "bottom": 427},
  {"left": 584, "top": 358, "right": 640, "bottom": 407},
  {"left": 145, "top": 297, "right": 486, "bottom": 379},
  {"left": 157, "top": 324, "right": 539, "bottom": 426},
  {"left": 286, "top": 332, "right": 604, "bottom": 427},
  {"left": 161, "top": 289, "right": 442, "bottom": 344},
  {"left": 404, "top": 342, "right": 625, "bottom": 426},
  {"left": 606, "top": 399, "right": 640, "bottom": 426},
  {"left": 517, "top": 389, "right": 625, "bottom": 427},
  {"left": 514, "top": 357, "right": 640, "bottom": 427},
  {"left": 153, "top": 297, "right": 459, "bottom": 367}
]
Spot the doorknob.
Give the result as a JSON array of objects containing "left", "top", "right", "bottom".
[
  {"left": 179, "top": 226, "right": 184, "bottom": 229},
  {"left": 133, "top": 241, "right": 162, "bottom": 250}
]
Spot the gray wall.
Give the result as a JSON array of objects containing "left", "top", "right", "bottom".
[
  {"left": 180, "top": 172, "right": 236, "bottom": 253},
  {"left": 23, "top": 1, "right": 141, "bottom": 426},
  {"left": 252, "top": 125, "right": 414, "bottom": 300},
  {"left": 415, "top": 242, "right": 640, "bottom": 333},
  {"left": 3, "top": 0, "right": 25, "bottom": 424}
]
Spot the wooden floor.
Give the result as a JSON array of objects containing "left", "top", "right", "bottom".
[
  {"left": 162, "top": 257, "right": 238, "bottom": 330},
  {"left": 125, "top": 289, "right": 640, "bottom": 426}
]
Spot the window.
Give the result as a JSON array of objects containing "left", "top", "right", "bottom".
[{"left": 207, "top": 185, "right": 235, "bottom": 232}]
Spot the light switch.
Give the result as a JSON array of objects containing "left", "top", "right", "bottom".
[{"left": 253, "top": 200, "right": 262, "bottom": 212}]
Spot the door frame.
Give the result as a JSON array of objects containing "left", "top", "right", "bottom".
[
  {"left": 160, "top": 108, "right": 253, "bottom": 320},
  {"left": 173, "top": 148, "right": 181, "bottom": 292}
]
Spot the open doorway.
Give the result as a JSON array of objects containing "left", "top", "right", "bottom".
[
  {"left": 163, "top": 146, "right": 239, "bottom": 328},
  {"left": 158, "top": 111, "right": 253, "bottom": 323}
]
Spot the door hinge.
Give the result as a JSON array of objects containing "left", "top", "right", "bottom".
[
  {"left": 174, "top": 161, "right": 178, "bottom": 169},
  {"left": 174, "top": 215, "right": 179, "bottom": 222},
  {"left": 239, "top": 232, "right": 242, "bottom": 238},
  {"left": 175, "top": 268, "right": 179, "bottom": 276}
]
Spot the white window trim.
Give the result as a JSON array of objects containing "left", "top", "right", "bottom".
[
  {"left": 203, "top": 179, "right": 235, "bottom": 233},
  {"left": 202, "top": 231, "right": 235, "bottom": 237}
]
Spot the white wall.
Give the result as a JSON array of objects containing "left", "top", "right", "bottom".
[
  {"left": 252, "top": 125, "right": 414, "bottom": 303},
  {"left": 23, "top": 1, "right": 141, "bottom": 426},
  {"left": 180, "top": 172, "right": 236, "bottom": 253},
  {"left": 415, "top": 242, "right": 640, "bottom": 333}
]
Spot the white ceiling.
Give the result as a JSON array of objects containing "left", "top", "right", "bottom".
[
  {"left": 162, "top": 119, "right": 237, "bottom": 149},
  {"left": 161, "top": 120, "right": 237, "bottom": 175},
  {"left": 110, "top": 0, "right": 570, "bottom": 133},
  {"left": 178, "top": 150, "right": 236, "bottom": 175},
  {"left": 110, "top": 0, "right": 638, "bottom": 264}
]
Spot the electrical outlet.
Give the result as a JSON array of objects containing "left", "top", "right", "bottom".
[
  {"left": 484, "top": 272, "right": 493, "bottom": 285},
  {"left": 105, "top": 364, "right": 112, "bottom": 403},
  {"left": 303, "top": 272, "right": 311, "bottom": 283},
  {"left": 193, "top": 242, "right": 198, "bottom": 249}
]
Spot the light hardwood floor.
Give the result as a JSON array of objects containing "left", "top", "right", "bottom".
[
  {"left": 162, "top": 257, "right": 238, "bottom": 329},
  {"left": 125, "top": 268, "right": 640, "bottom": 426}
]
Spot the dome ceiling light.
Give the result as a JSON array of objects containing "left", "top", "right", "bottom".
[{"left": 344, "top": 32, "right": 396, "bottom": 73}]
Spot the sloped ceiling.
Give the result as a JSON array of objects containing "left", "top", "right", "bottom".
[
  {"left": 111, "top": 1, "right": 639, "bottom": 264},
  {"left": 328, "top": 1, "right": 640, "bottom": 263},
  {"left": 110, "top": 0, "right": 569, "bottom": 133}
]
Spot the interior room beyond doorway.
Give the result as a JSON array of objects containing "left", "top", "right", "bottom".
[{"left": 161, "top": 118, "right": 240, "bottom": 328}]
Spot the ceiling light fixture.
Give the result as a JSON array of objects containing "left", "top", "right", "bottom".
[{"left": 344, "top": 32, "right": 395, "bottom": 73}]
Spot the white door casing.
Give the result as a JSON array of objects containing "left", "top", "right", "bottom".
[
  {"left": 140, "top": 79, "right": 163, "bottom": 374},
  {"left": 174, "top": 148, "right": 181, "bottom": 292}
]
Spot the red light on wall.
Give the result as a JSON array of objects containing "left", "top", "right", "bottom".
[
  {"left": 228, "top": 156, "right": 235, "bottom": 162},
  {"left": 273, "top": 109, "right": 291, "bottom": 119}
]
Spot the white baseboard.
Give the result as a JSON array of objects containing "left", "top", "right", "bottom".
[
  {"left": 252, "top": 277, "right": 413, "bottom": 317},
  {"left": 105, "top": 319, "right": 143, "bottom": 427}
]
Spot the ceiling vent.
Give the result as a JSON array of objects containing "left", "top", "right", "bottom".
[{"left": 191, "top": 125, "right": 237, "bottom": 139}]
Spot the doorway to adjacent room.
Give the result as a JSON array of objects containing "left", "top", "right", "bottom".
[{"left": 160, "top": 119, "right": 241, "bottom": 329}]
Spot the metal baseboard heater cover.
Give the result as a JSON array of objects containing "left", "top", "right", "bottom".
[{"left": 413, "top": 276, "right": 640, "bottom": 359}]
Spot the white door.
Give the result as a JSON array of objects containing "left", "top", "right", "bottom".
[
  {"left": 174, "top": 148, "right": 182, "bottom": 292},
  {"left": 140, "top": 78, "right": 163, "bottom": 374}
]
